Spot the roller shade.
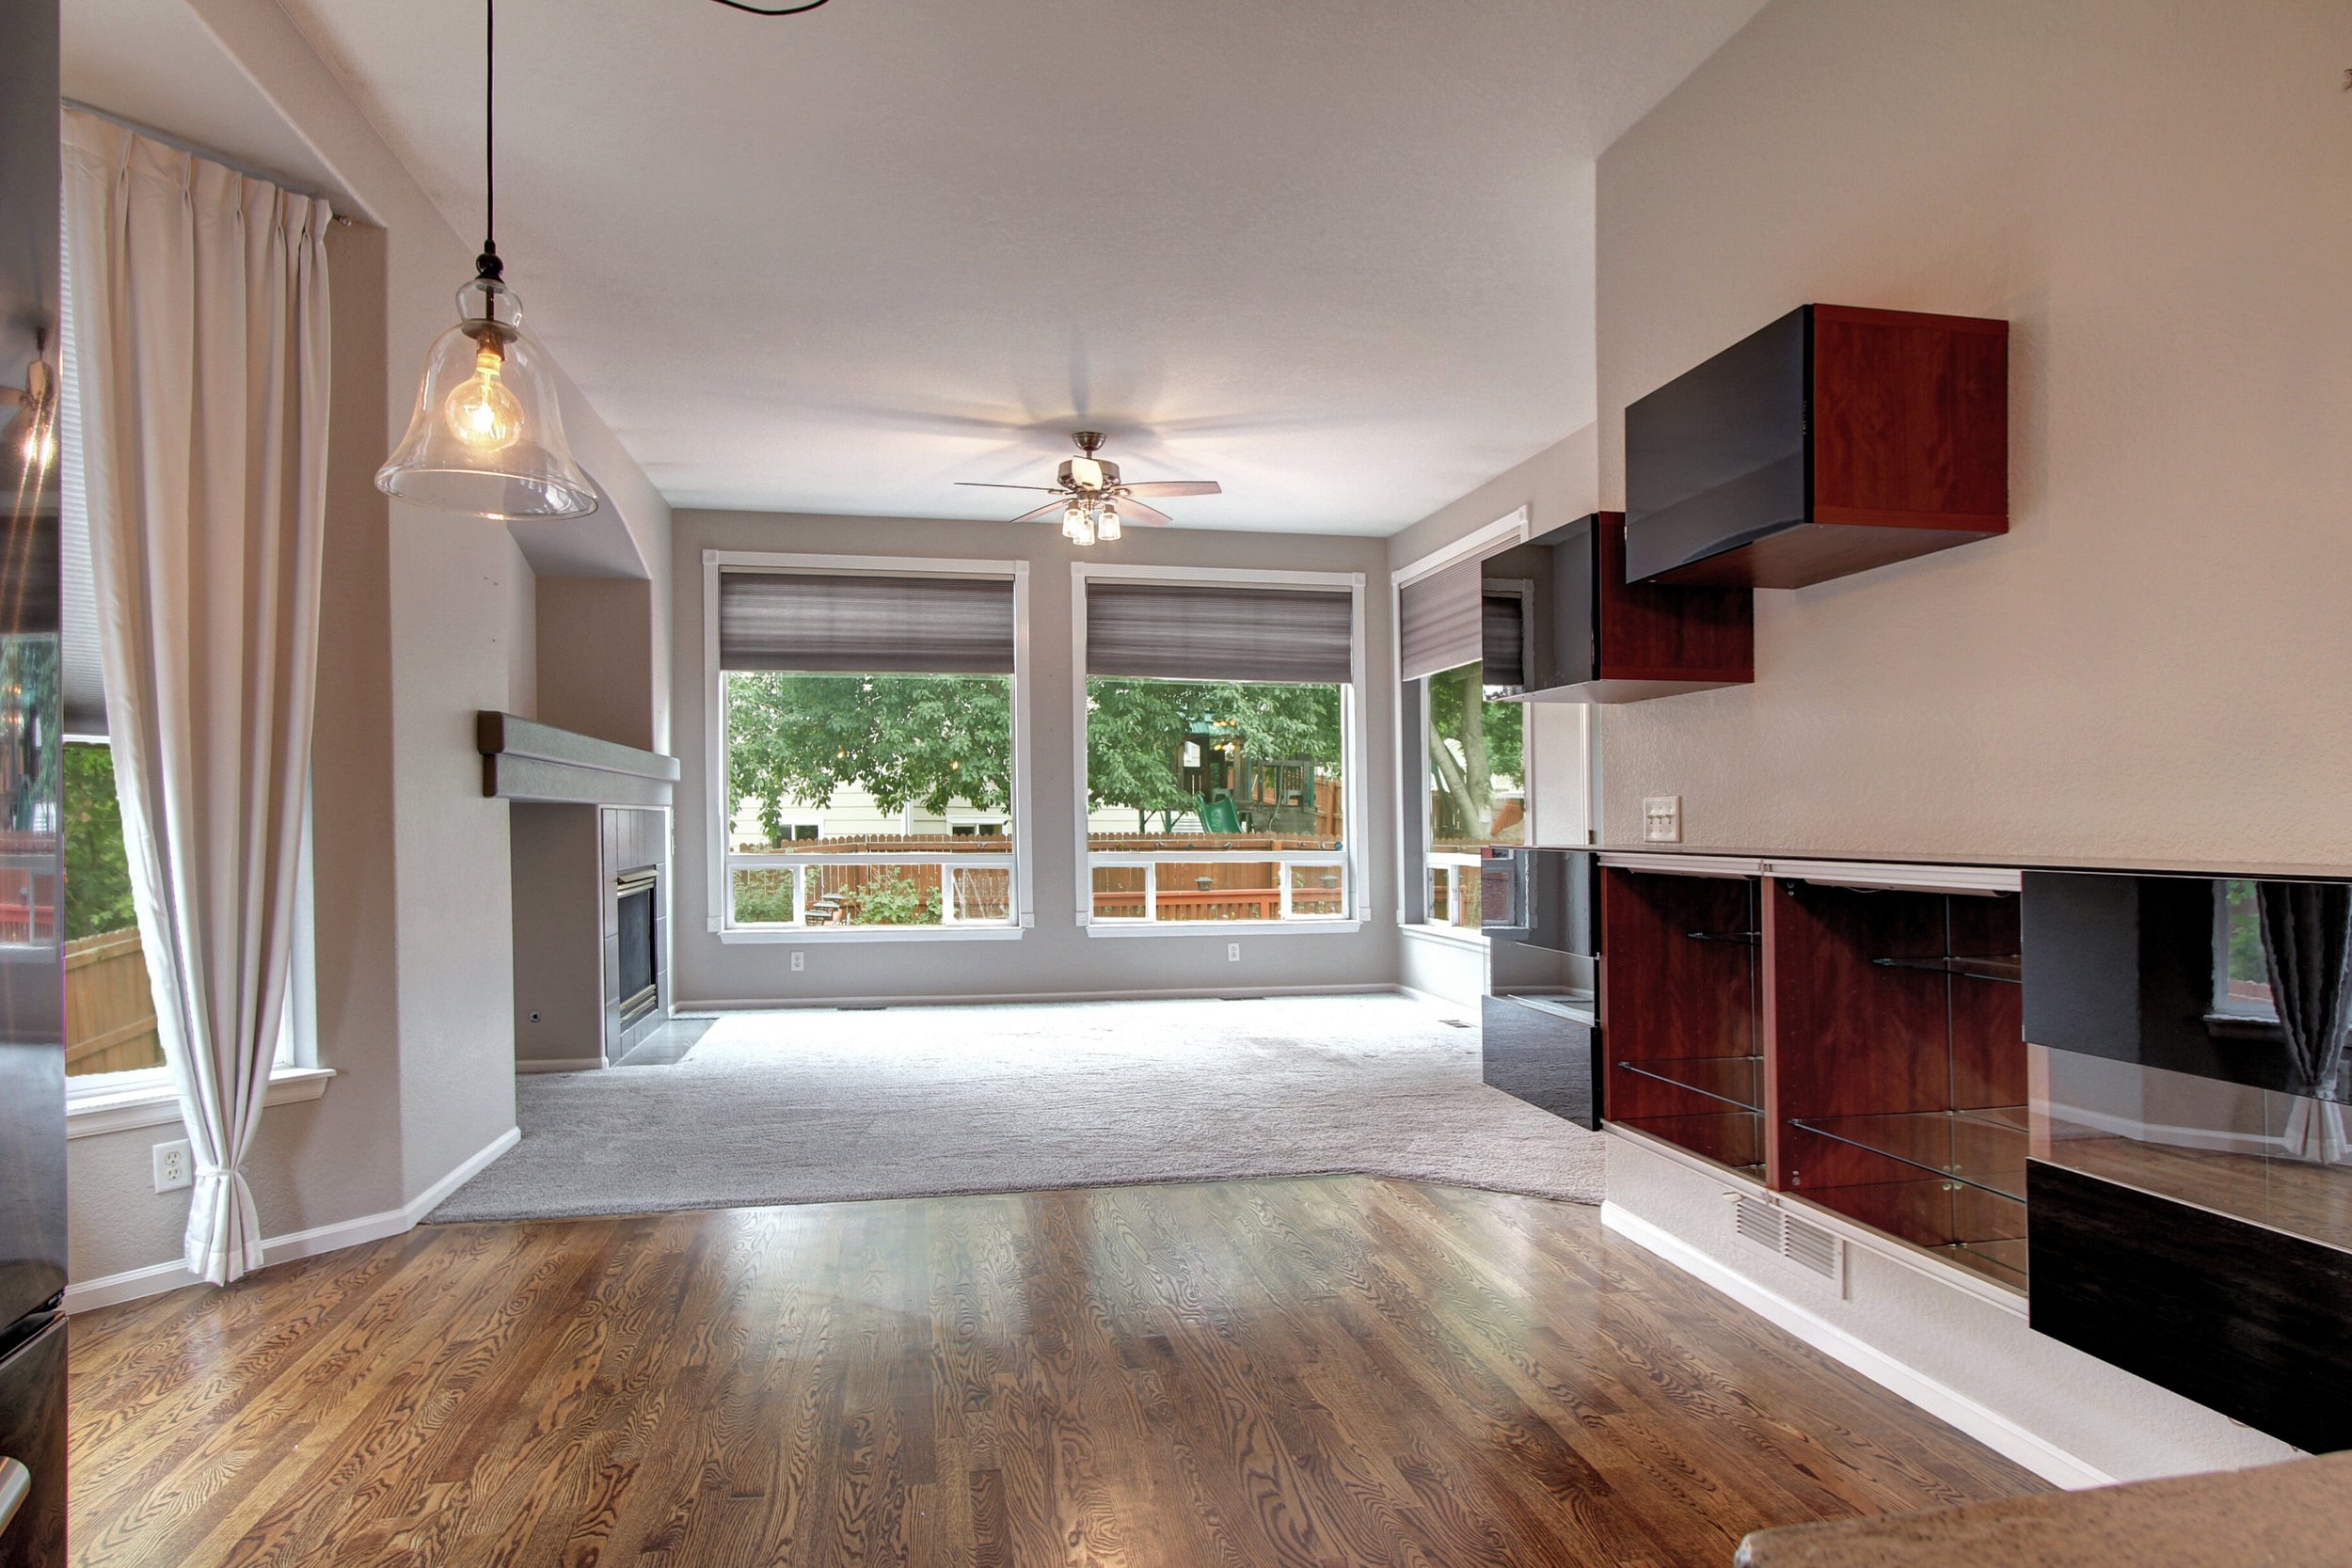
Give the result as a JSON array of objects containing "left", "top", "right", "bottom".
[
  {"left": 1481, "top": 593, "right": 1525, "bottom": 689},
  {"left": 718, "top": 571, "right": 1016, "bottom": 673},
  {"left": 1398, "top": 558, "right": 1480, "bottom": 680},
  {"left": 1085, "top": 580, "right": 1354, "bottom": 685}
]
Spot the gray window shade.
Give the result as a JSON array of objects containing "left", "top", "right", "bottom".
[
  {"left": 1481, "top": 594, "right": 1525, "bottom": 688},
  {"left": 1086, "top": 581, "right": 1354, "bottom": 685},
  {"left": 1399, "top": 558, "right": 1481, "bottom": 680},
  {"left": 718, "top": 571, "right": 1016, "bottom": 674},
  {"left": 58, "top": 230, "right": 104, "bottom": 735}
]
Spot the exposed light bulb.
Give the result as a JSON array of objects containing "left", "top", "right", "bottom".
[
  {"left": 20, "top": 424, "right": 55, "bottom": 471},
  {"left": 1062, "top": 499, "right": 1091, "bottom": 545},
  {"left": 444, "top": 340, "right": 524, "bottom": 453},
  {"left": 1097, "top": 503, "right": 1122, "bottom": 542}
]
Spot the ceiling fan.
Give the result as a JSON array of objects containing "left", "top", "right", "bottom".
[{"left": 958, "top": 432, "right": 1221, "bottom": 546}]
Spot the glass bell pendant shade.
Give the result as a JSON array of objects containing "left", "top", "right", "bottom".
[{"left": 375, "top": 273, "right": 598, "bottom": 520}]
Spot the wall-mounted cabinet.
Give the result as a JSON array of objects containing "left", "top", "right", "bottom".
[
  {"left": 1483, "top": 514, "right": 1754, "bottom": 705},
  {"left": 1625, "top": 305, "right": 2008, "bottom": 589}
]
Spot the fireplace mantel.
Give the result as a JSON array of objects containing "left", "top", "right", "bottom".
[{"left": 477, "top": 712, "right": 679, "bottom": 806}]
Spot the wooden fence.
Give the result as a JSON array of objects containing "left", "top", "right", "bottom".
[{"left": 67, "top": 927, "right": 165, "bottom": 1077}]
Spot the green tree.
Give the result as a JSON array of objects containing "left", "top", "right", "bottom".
[
  {"left": 725, "top": 673, "right": 1015, "bottom": 844},
  {"left": 64, "top": 741, "right": 139, "bottom": 942},
  {"left": 1085, "top": 678, "right": 1343, "bottom": 826},
  {"left": 1427, "top": 660, "right": 1523, "bottom": 844}
]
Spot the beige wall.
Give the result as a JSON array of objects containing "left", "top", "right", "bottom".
[
  {"left": 535, "top": 577, "right": 659, "bottom": 751},
  {"left": 1591, "top": 0, "right": 2352, "bottom": 863},
  {"left": 672, "top": 510, "right": 1398, "bottom": 1006}
]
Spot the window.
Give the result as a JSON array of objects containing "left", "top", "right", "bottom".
[
  {"left": 1422, "top": 658, "right": 1525, "bottom": 927},
  {"left": 1077, "top": 572, "right": 1361, "bottom": 930},
  {"left": 710, "top": 560, "right": 1026, "bottom": 936},
  {"left": 2214, "top": 879, "right": 2278, "bottom": 1020},
  {"left": 1397, "top": 528, "right": 1533, "bottom": 934}
]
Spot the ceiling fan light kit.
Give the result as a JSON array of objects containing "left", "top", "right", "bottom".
[
  {"left": 962, "top": 431, "right": 1221, "bottom": 546},
  {"left": 377, "top": 0, "right": 597, "bottom": 521}
]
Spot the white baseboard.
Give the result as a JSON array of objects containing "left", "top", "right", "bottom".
[
  {"left": 679, "top": 982, "right": 1401, "bottom": 1010},
  {"left": 64, "top": 1126, "right": 521, "bottom": 1315},
  {"left": 1599, "top": 1200, "right": 2115, "bottom": 1492},
  {"left": 516, "top": 1055, "right": 605, "bottom": 1073}
]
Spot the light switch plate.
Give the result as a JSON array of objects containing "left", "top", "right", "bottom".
[{"left": 1643, "top": 796, "right": 1683, "bottom": 844}]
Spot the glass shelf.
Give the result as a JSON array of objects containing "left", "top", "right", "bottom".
[
  {"left": 1871, "top": 954, "right": 2023, "bottom": 983},
  {"left": 1616, "top": 1055, "right": 1763, "bottom": 1112},
  {"left": 1616, "top": 1111, "right": 1764, "bottom": 1177},
  {"left": 1788, "top": 1107, "right": 2029, "bottom": 1202},
  {"left": 1686, "top": 929, "right": 1762, "bottom": 946}
]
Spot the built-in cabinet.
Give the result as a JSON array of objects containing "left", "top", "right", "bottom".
[
  {"left": 1532, "top": 850, "right": 2352, "bottom": 1454},
  {"left": 1595, "top": 860, "right": 2028, "bottom": 1291}
]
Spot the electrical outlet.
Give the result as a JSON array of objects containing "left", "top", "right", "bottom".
[
  {"left": 1643, "top": 796, "right": 1683, "bottom": 844},
  {"left": 790, "top": 951, "right": 804, "bottom": 972},
  {"left": 1227, "top": 942, "right": 1241, "bottom": 962},
  {"left": 152, "top": 1140, "right": 192, "bottom": 1193}
]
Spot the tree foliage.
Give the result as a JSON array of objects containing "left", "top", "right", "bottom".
[
  {"left": 1427, "top": 661, "right": 1524, "bottom": 844},
  {"left": 1084, "top": 678, "right": 1343, "bottom": 820},
  {"left": 64, "top": 742, "right": 139, "bottom": 942},
  {"left": 723, "top": 670, "right": 1348, "bottom": 843},
  {"left": 726, "top": 673, "right": 1014, "bottom": 843}
]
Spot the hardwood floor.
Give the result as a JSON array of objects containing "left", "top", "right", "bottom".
[{"left": 68, "top": 1178, "right": 2041, "bottom": 1566}]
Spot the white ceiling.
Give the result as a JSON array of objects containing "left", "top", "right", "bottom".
[
  {"left": 61, "top": 0, "right": 355, "bottom": 204},
  {"left": 76, "top": 0, "right": 1769, "bottom": 536}
]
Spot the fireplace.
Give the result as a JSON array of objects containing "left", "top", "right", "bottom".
[{"left": 615, "top": 866, "right": 659, "bottom": 1030}]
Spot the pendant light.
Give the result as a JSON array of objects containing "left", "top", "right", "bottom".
[{"left": 376, "top": 0, "right": 597, "bottom": 519}]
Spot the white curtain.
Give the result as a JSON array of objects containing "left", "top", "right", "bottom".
[{"left": 60, "top": 110, "right": 332, "bottom": 1285}]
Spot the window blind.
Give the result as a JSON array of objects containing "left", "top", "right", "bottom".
[
  {"left": 717, "top": 571, "right": 1016, "bottom": 674},
  {"left": 1481, "top": 593, "right": 1526, "bottom": 689},
  {"left": 1398, "top": 558, "right": 1481, "bottom": 680},
  {"left": 1085, "top": 580, "right": 1354, "bottom": 685}
]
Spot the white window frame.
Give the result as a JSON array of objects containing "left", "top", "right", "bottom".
[
  {"left": 1389, "top": 507, "right": 1532, "bottom": 936},
  {"left": 1071, "top": 562, "right": 1368, "bottom": 939},
  {"left": 61, "top": 734, "right": 330, "bottom": 1132},
  {"left": 703, "top": 550, "right": 1034, "bottom": 944}
]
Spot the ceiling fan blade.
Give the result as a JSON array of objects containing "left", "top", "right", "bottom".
[
  {"left": 957, "top": 482, "right": 1061, "bottom": 492},
  {"left": 1115, "top": 498, "right": 1175, "bottom": 527},
  {"left": 1011, "top": 499, "right": 1074, "bottom": 523},
  {"left": 1120, "top": 481, "right": 1222, "bottom": 499}
]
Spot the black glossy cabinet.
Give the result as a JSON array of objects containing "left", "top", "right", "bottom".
[
  {"left": 1482, "top": 850, "right": 1599, "bottom": 1131},
  {"left": 1480, "top": 514, "right": 1753, "bottom": 705},
  {"left": 2022, "top": 868, "right": 2352, "bottom": 1450},
  {"left": 1625, "top": 304, "right": 2008, "bottom": 589}
]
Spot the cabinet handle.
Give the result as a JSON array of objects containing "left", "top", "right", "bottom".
[{"left": 0, "top": 1456, "right": 28, "bottom": 1535}]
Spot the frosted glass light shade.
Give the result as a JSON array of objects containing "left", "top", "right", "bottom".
[{"left": 376, "top": 275, "right": 597, "bottom": 520}]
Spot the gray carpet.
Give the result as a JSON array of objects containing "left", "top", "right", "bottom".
[{"left": 428, "top": 992, "right": 1606, "bottom": 1224}]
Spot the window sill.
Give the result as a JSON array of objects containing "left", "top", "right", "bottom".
[
  {"left": 66, "top": 1067, "right": 334, "bottom": 1141},
  {"left": 1085, "top": 919, "right": 1363, "bottom": 939},
  {"left": 716, "top": 925, "right": 1027, "bottom": 944},
  {"left": 1400, "top": 922, "right": 1488, "bottom": 951}
]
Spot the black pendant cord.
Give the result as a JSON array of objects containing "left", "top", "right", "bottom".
[
  {"left": 708, "top": 0, "right": 833, "bottom": 13},
  {"left": 477, "top": 0, "right": 501, "bottom": 282}
]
